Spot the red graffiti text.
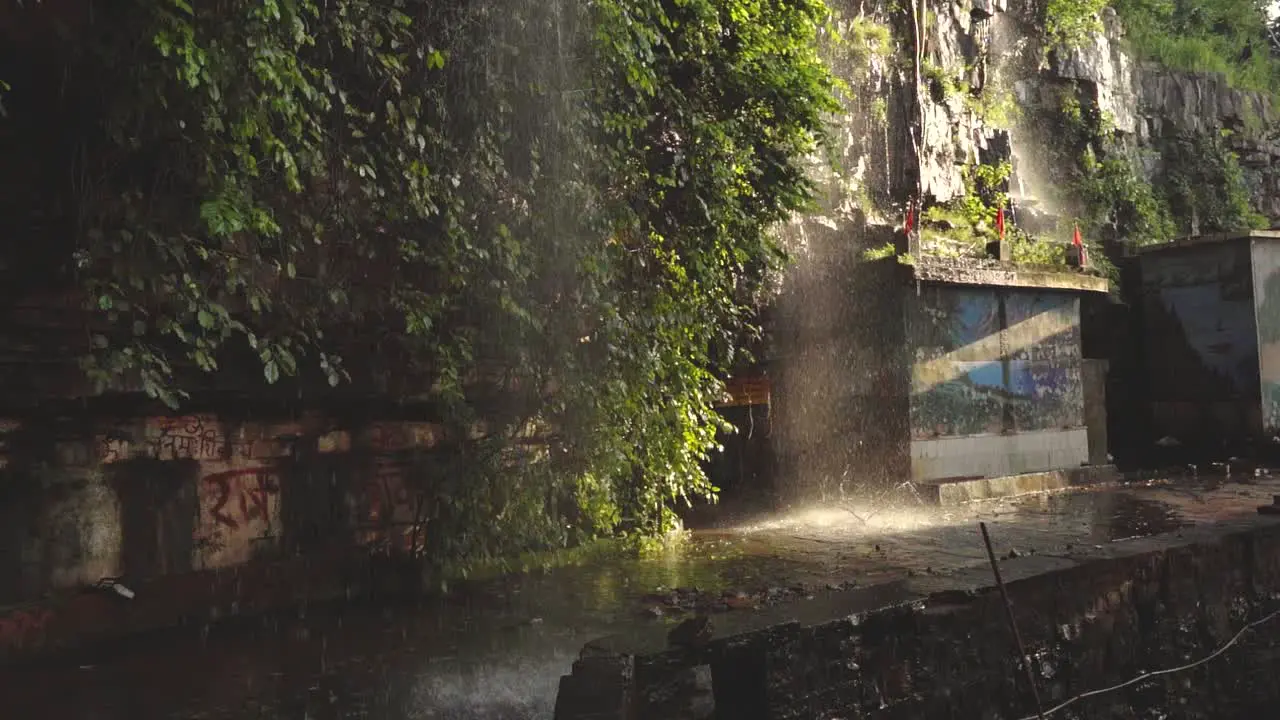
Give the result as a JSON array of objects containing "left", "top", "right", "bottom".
[
  {"left": 0, "top": 607, "right": 53, "bottom": 647},
  {"left": 203, "top": 468, "right": 280, "bottom": 529}
]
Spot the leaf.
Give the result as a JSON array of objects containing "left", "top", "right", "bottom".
[
  {"left": 264, "top": 360, "right": 280, "bottom": 384},
  {"left": 197, "top": 309, "right": 214, "bottom": 329}
]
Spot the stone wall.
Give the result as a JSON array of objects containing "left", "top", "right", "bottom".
[
  {"left": 554, "top": 518, "right": 1280, "bottom": 719},
  {"left": 1251, "top": 238, "right": 1280, "bottom": 432}
]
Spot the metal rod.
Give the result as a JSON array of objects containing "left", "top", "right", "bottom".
[{"left": 980, "top": 521, "right": 1046, "bottom": 720}]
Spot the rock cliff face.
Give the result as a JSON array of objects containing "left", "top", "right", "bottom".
[{"left": 803, "top": 0, "right": 1280, "bottom": 233}]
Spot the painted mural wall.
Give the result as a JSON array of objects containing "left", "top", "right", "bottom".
[
  {"left": 1139, "top": 240, "right": 1261, "bottom": 440},
  {"left": 907, "top": 286, "right": 1083, "bottom": 439},
  {"left": 1251, "top": 240, "right": 1280, "bottom": 432}
]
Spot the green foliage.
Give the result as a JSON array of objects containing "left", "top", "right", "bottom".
[
  {"left": 588, "top": 0, "right": 838, "bottom": 534},
  {"left": 966, "top": 85, "right": 1021, "bottom": 129},
  {"left": 1162, "top": 131, "right": 1270, "bottom": 232},
  {"left": 1007, "top": 231, "right": 1069, "bottom": 267},
  {"left": 2, "top": 0, "right": 837, "bottom": 569},
  {"left": 1044, "top": 0, "right": 1108, "bottom": 52},
  {"left": 861, "top": 242, "right": 897, "bottom": 260},
  {"left": 1112, "top": 0, "right": 1280, "bottom": 97},
  {"left": 921, "top": 59, "right": 965, "bottom": 101},
  {"left": 920, "top": 161, "right": 1011, "bottom": 251},
  {"left": 1054, "top": 83, "right": 1263, "bottom": 249},
  {"left": 871, "top": 97, "right": 888, "bottom": 124},
  {"left": 1074, "top": 147, "right": 1177, "bottom": 246},
  {"left": 920, "top": 161, "right": 1076, "bottom": 268},
  {"left": 828, "top": 15, "right": 892, "bottom": 76}
]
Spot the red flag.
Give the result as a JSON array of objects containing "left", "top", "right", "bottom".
[
  {"left": 904, "top": 200, "right": 915, "bottom": 234},
  {"left": 995, "top": 207, "right": 1005, "bottom": 241},
  {"left": 1072, "top": 224, "right": 1088, "bottom": 267}
]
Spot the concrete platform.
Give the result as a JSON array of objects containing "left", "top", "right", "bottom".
[
  {"left": 917, "top": 464, "right": 1120, "bottom": 505},
  {"left": 7, "top": 475, "right": 1280, "bottom": 720},
  {"left": 556, "top": 498, "right": 1280, "bottom": 719}
]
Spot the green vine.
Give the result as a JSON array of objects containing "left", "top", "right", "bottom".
[{"left": 1161, "top": 131, "right": 1269, "bottom": 233}]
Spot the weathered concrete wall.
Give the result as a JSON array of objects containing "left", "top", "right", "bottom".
[
  {"left": 1251, "top": 238, "right": 1280, "bottom": 432},
  {"left": 1137, "top": 240, "right": 1261, "bottom": 444},
  {"left": 0, "top": 414, "right": 440, "bottom": 612},
  {"left": 1082, "top": 358, "right": 1109, "bottom": 466},
  {"left": 554, "top": 518, "right": 1280, "bottom": 720},
  {"left": 906, "top": 284, "right": 1086, "bottom": 480},
  {"left": 910, "top": 427, "right": 1088, "bottom": 481}
]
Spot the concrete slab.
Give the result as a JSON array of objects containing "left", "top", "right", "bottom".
[
  {"left": 917, "top": 464, "right": 1120, "bottom": 505},
  {"left": 1128, "top": 229, "right": 1280, "bottom": 255},
  {"left": 911, "top": 255, "right": 1110, "bottom": 293}
]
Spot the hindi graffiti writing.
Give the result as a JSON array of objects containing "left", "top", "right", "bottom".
[
  {"left": 202, "top": 468, "right": 280, "bottom": 530},
  {"left": 100, "top": 416, "right": 293, "bottom": 464}
]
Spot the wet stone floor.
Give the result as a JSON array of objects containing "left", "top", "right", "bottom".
[{"left": 4, "top": 474, "right": 1280, "bottom": 720}]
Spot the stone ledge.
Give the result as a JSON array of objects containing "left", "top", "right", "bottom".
[
  {"left": 915, "top": 464, "right": 1120, "bottom": 505},
  {"left": 554, "top": 517, "right": 1280, "bottom": 720},
  {"left": 910, "top": 256, "right": 1110, "bottom": 293}
]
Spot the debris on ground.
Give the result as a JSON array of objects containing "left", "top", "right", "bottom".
[
  {"left": 667, "top": 616, "right": 714, "bottom": 649},
  {"left": 639, "top": 581, "right": 857, "bottom": 618}
]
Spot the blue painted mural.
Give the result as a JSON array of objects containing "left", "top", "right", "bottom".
[{"left": 907, "top": 286, "right": 1083, "bottom": 439}]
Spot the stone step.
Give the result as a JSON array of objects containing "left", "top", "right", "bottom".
[{"left": 916, "top": 464, "right": 1121, "bottom": 505}]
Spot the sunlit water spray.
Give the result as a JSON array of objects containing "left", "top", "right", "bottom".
[
  {"left": 768, "top": 4, "right": 914, "bottom": 510},
  {"left": 738, "top": 503, "right": 947, "bottom": 535}
]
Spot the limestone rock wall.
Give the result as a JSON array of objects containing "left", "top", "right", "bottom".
[{"left": 818, "top": 1, "right": 1280, "bottom": 228}]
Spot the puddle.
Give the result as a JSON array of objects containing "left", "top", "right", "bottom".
[
  {"left": 5, "top": 479, "right": 1272, "bottom": 720},
  {"left": 1101, "top": 493, "right": 1193, "bottom": 541},
  {"left": 1001, "top": 489, "right": 1192, "bottom": 543}
]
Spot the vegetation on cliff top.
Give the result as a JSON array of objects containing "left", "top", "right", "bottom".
[
  {"left": 1111, "top": 0, "right": 1280, "bottom": 97},
  {"left": 1046, "top": 0, "right": 1280, "bottom": 99},
  {"left": 1037, "top": 0, "right": 1274, "bottom": 258},
  {"left": 0, "top": 0, "right": 838, "bottom": 570}
]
